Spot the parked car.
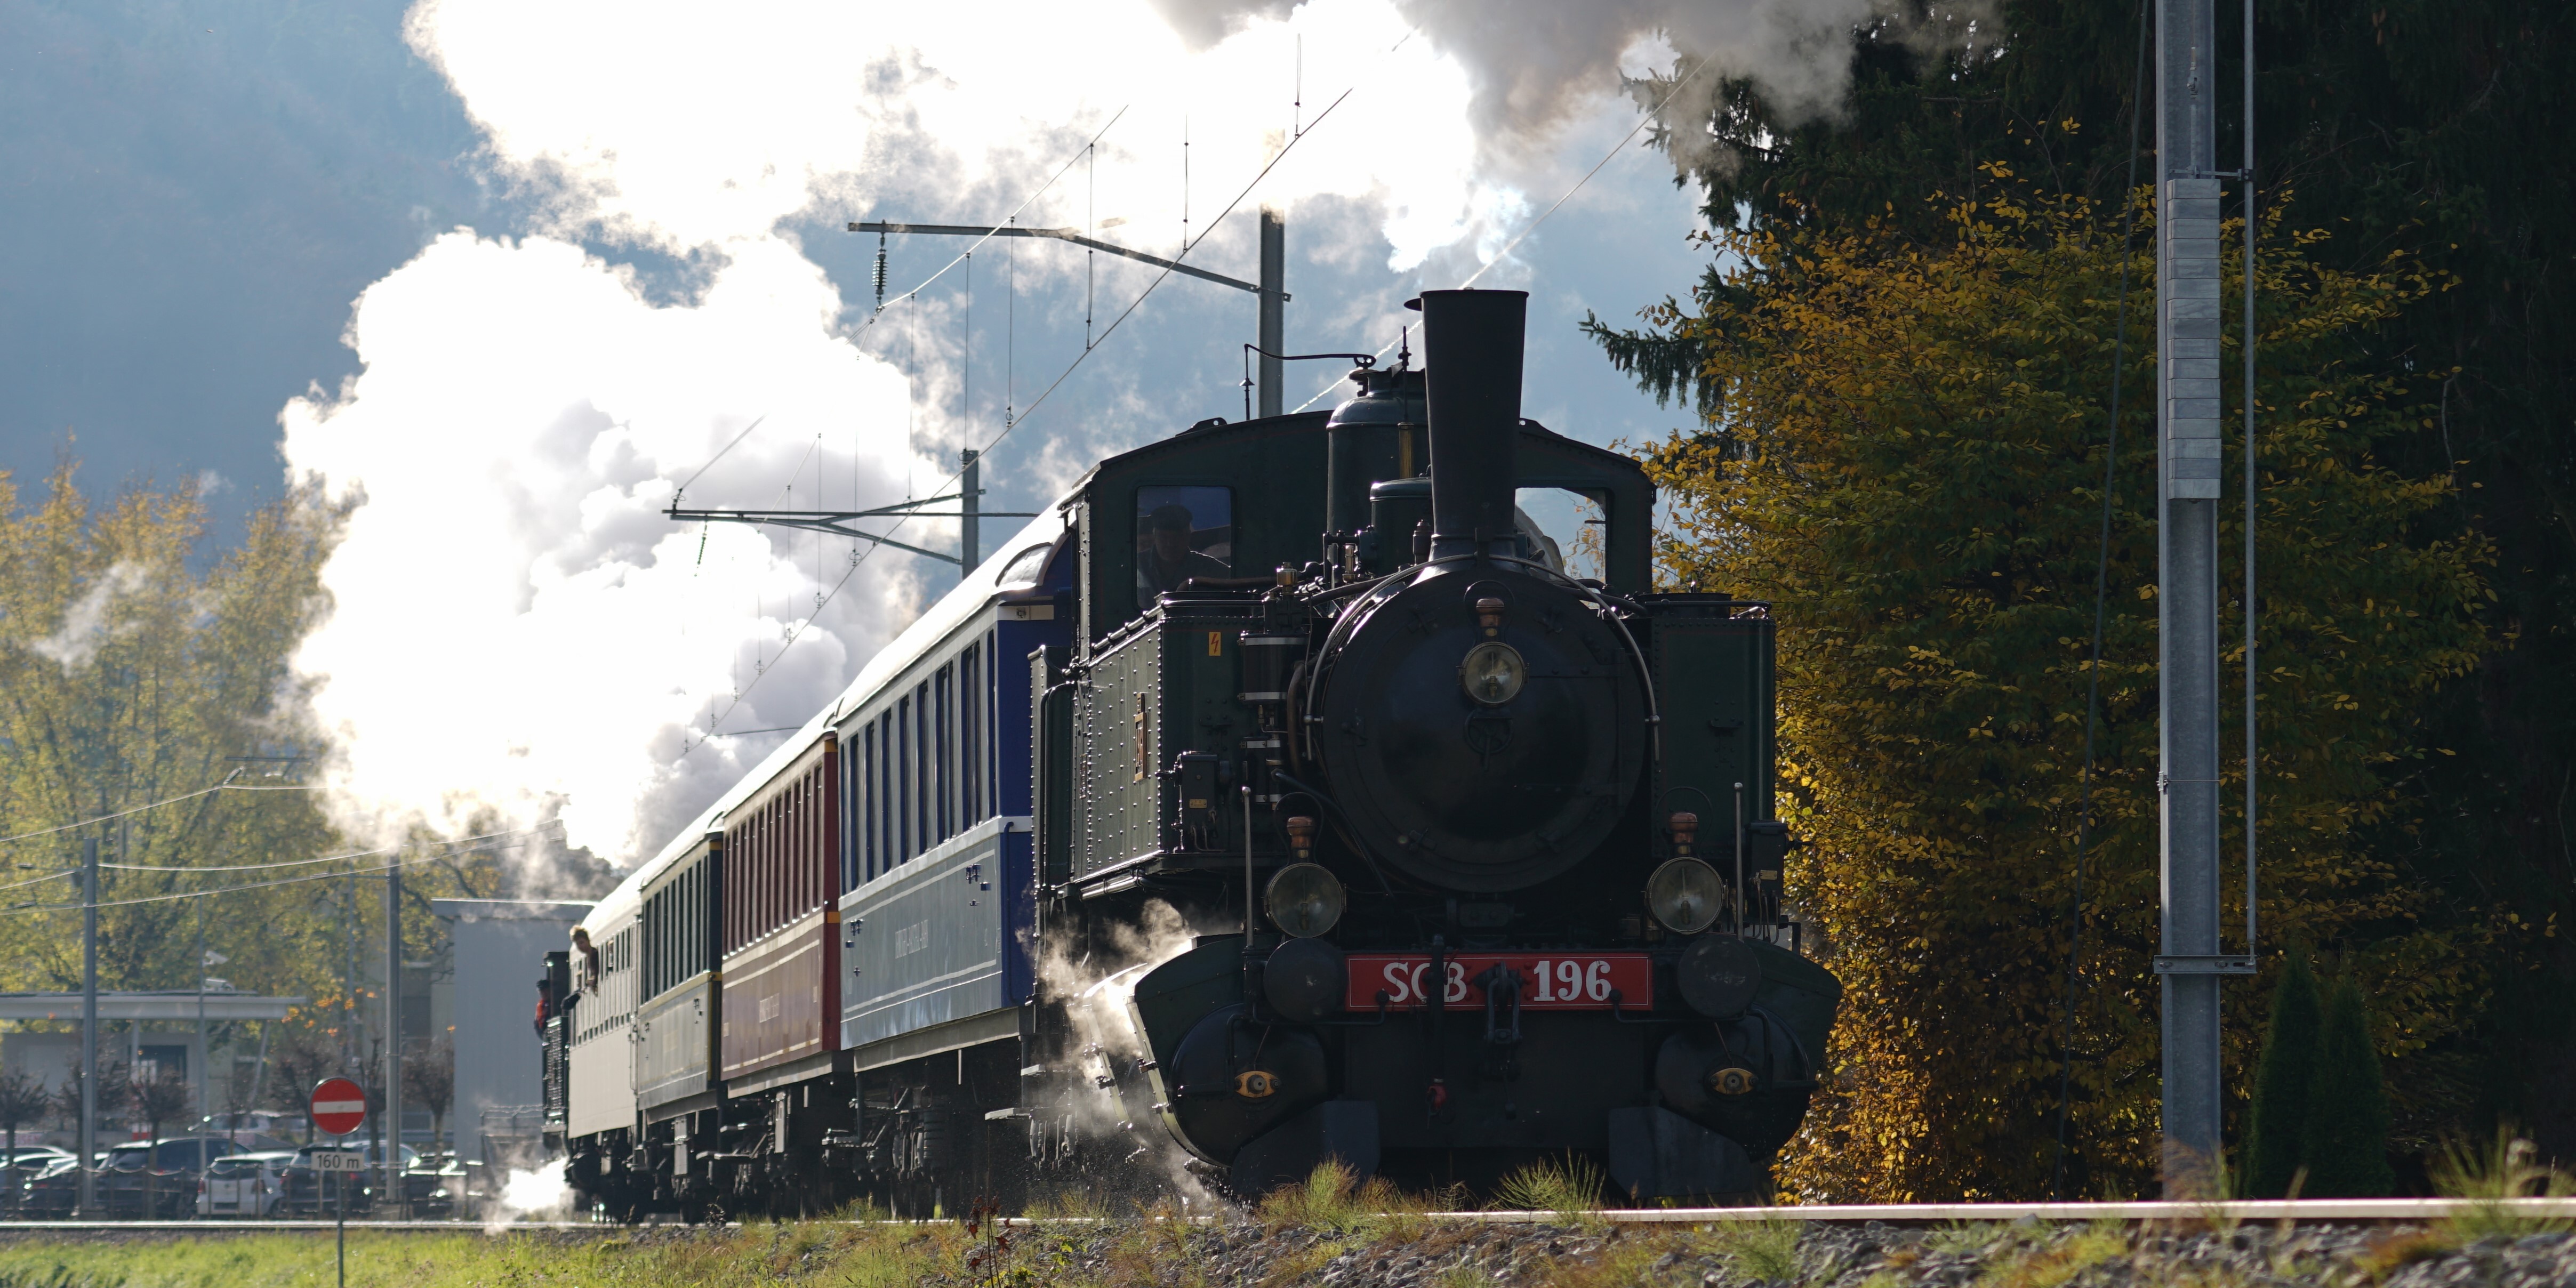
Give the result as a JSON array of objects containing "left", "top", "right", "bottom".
[
  {"left": 99, "top": 1137, "right": 241, "bottom": 1218},
  {"left": 277, "top": 1142, "right": 417, "bottom": 1217},
  {"left": 192, "top": 1110, "right": 309, "bottom": 1150},
  {"left": 197, "top": 1149, "right": 296, "bottom": 1218},
  {"left": 2, "top": 1147, "right": 74, "bottom": 1214},
  {"left": 13, "top": 1150, "right": 90, "bottom": 1217},
  {"left": 403, "top": 1152, "right": 464, "bottom": 1218}
]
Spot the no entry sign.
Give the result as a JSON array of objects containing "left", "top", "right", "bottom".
[{"left": 309, "top": 1077, "right": 367, "bottom": 1137}]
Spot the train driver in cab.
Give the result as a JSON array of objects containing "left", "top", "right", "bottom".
[{"left": 1137, "top": 502, "right": 1231, "bottom": 603}]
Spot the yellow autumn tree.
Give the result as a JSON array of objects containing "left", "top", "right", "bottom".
[
  {"left": 1612, "top": 183, "right": 2497, "bottom": 1200},
  {"left": 0, "top": 463, "right": 523, "bottom": 1114}
]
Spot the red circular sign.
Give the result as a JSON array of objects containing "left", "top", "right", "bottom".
[{"left": 309, "top": 1077, "right": 368, "bottom": 1137}]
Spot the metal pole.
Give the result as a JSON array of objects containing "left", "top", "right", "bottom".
[
  {"left": 196, "top": 899, "right": 207, "bottom": 1141},
  {"left": 2154, "top": 0, "right": 2245, "bottom": 1192},
  {"left": 1732, "top": 783, "right": 1746, "bottom": 936},
  {"left": 2240, "top": 0, "right": 2259, "bottom": 969},
  {"left": 1257, "top": 207, "right": 1285, "bottom": 418},
  {"left": 386, "top": 858, "right": 403, "bottom": 1217},
  {"left": 1243, "top": 783, "right": 1255, "bottom": 939},
  {"left": 960, "top": 448, "right": 981, "bottom": 573},
  {"left": 79, "top": 836, "right": 98, "bottom": 1218}
]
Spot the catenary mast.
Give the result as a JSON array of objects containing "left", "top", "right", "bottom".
[{"left": 2155, "top": 0, "right": 2254, "bottom": 1188}]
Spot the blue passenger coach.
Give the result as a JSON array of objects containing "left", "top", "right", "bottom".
[{"left": 832, "top": 510, "right": 1071, "bottom": 1106}]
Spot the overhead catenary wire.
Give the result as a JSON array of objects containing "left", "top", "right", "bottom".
[
  {"left": 1457, "top": 57, "right": 1716, "bottom": 291},
  {"left": 681, "top": 60, "right": 1376, "bottom": 759},
  {"left": 660, "top": 109, "right": 1129, "bottom": 497}
]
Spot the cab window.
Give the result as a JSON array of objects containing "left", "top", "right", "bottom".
[
  {"left": 1134, "top": 486, "right": 1234, "bottom": 610},
  {"left": 1512, "top": 487, "right": 1608, "bottom": 582}
]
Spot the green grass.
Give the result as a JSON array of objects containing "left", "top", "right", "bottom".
[
  {"left": 1490, "top": 1154, "right": 1608, "bottom": 1229},
  {"left": 1976, "top": 1224, "right": 2126, "bottom": 1288},
  {"left": 0, "top": 1227, "right": 957, "bottom": 1288},
  {"left": 1925, "top": 1221, "right": 2003, "bottom": 1256},
  {"left": 2431, "top": 1128, "right": 2576, "bottom": 1242},
  {"left": 1704, "top": 1215, "right": 1804, "bottom": 1283}
]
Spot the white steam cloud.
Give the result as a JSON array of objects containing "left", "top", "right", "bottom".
[
  {"left": 1153, "top": 0, "right": 1915, "bottom": 173},
  {"left": 29, "top": 561, "right": 151, "bottom": 672},
  {"left": 284, "top": 0, "right": 1889, "bottom": 865}
]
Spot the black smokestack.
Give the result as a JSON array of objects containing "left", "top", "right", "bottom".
[{"left": 1419, "top": 288, "right": 1526, "bottom": 561}]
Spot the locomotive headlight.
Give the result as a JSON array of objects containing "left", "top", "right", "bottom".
[
  {"left": 1459, "top": 641, "right": 1527, "bottom": 705},
  {"left": 1265, "top": 863, "right": 1347, "bottom": 937},
  {"left": 1646, "top": 857, "right": 1725, "bottom": 934}
]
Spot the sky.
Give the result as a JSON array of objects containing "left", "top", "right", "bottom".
[{"left": 3, "top": 0, "right": 1874, "bottom": 866}]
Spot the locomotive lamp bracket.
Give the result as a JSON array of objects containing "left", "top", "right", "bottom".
[{"left": 2154, "top": 955, "right": 2257, "bottom": 975}]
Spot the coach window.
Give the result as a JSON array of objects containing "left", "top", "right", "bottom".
[
  {"left": 896, "top": 697, "right": 913, "bottom": 865},
  {"left": 960, "top": 647, "right": 981, "bottom": 829},
  {"left": 1134, "top": 486, "right": 1234, "bottom": 611},
  {"left": 985, "top": 631, "right": 1001, "bottom": 819},
  {"left": 857, "top": 724, "right": 873, "bottom": 881},
  {"left": 877, "top": 712, "right": 894, "bottom": 873},
  {"left": 935, "top": 664, "right": 954, "bottom": 843},
  {"left": 913, "top": 681, "right": 932, "bottom": 858}
]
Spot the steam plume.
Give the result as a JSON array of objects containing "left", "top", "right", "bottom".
[{"left": 282, "top": 0, "right": 1850, "bottom": 865}]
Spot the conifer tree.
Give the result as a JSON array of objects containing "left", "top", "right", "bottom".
[
  {"left": 2245, "top": 949, "right": 2322, "bottom": 1197},
  {"left": 1607, "top": 188, "right": 2490, "bottom": 1198},
  {"left": 2301, "top": 981, "right": 2395, "bottom": 1196}
]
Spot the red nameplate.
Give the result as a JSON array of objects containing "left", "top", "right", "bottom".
[{"left": 1344, "top": 953, "right": 1652, "bottom": 1011}]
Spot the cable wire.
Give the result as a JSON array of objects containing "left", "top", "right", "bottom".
[
  {"left": 1287, "top": 49, "right": 1718, "bottom": 415},
  {"left": 0, "top": 783, "right": 324, "bottom": 848},
  {"left": 660, "top": 110, "right": 1128, "bottom": 498},
  {"left": 0, "top": 823, "right": 564, "bottom": 915},
  {"left": 0, "top": 868, "right": 79, "bottom": 895},
  {"left": 1457, "top": 55, "right": 1716, "bottom": 291},
  {"left": 677, "top": 77, "right": 1365, "bottom": 759}
]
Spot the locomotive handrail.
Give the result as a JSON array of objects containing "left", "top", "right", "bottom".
[
  {"left": 1306, "top": 989, "right": 1393, "bottom": 1027},
  {"left": 1489, "top": 553, "right": 1664, "bottom": 769},
  {"left": 1296, "top": 558, "right": 1451, "bottom": 751}
]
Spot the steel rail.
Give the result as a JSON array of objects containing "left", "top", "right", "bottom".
[{"left": 13, "top": 1197, "right": 2575, "bottom": 1233}]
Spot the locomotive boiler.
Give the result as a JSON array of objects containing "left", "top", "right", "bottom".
[{"left": 542, "top": 288, "right": 1837, "bottom": 1218}]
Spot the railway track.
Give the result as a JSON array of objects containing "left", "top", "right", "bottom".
[{"left": 4, "top": 1197, "right": 2572, "bottom": 1233}]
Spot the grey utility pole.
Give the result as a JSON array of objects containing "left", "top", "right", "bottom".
[
  {"left": 1258, "top": 206, "right": 1285, "bottom": 417},
  {"left": 2154, "top": 0, "right": 2254, "bottom": 1189},
  {"left": 78, "top": 835, "right": 98, "bottom": 1217},
  {"left": 384, "top": 858, "right": 403, "bottom": 1215},
  {"left": 195, "top": 900, "right": 207, "bottom": 1144}
]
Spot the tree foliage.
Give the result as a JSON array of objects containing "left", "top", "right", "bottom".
[
  {"left": 1609, "top": 0, "right": 2576, "bottom": 1158},
  {"left": 0, "top": 462, "right": 560, "bottom": 1109},
  {"left": 2304, "top": 980, "right": 2396, "bottom": 1196},
  {"left": 1613, "top": 184, "right": 2491, "bottom": 1199},
  {"left": 2245, "top": 947, "right": 2322, "bottom": 1197}
]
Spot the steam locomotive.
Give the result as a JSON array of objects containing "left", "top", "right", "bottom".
[{"left": 537, "top": 290, "right": 1840, "bottom": 1219}]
